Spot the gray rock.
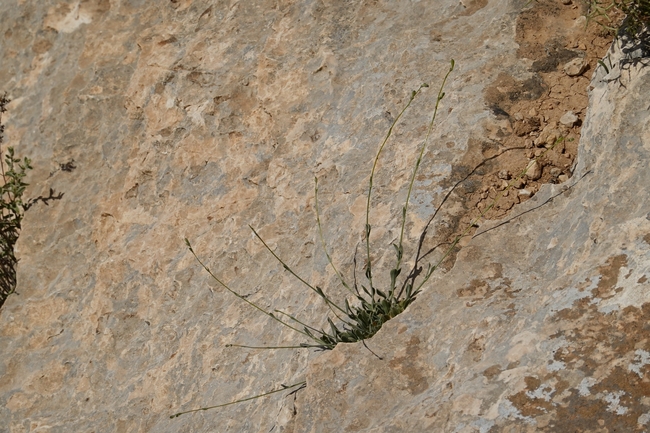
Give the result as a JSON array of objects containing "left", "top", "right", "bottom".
[
  {"left": 294, "top": 40, "right": 650, "bottom": 433},
  {"left": 564, "top": 56, "right": 588, "bottom": 76},
  {"left": 560, "top": 110, "right": 580, "bottom": 126},
  {"left": 0, "top": 1, "right": 536, "bottom": 431},
  {"left": 0, "top": 1, "right": 648, "bottom": 432},
  {"left": 525, "top": 159, "right": 543, "bottom": 180}
]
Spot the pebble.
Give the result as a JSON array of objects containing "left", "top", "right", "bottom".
[
  {"left": 519, "top": 188, "right": 533, "bottom": 197},
  {"left": 534, "top": 123, "right": 560, "bottom": 146},
  {"left": 564, "top": 57, "right": 587, "bottom": 76},
  {"left": 558, "top": 174, "right": 569, "bottom": 183},
  {"left": 525, "top": 160, "right": 542, "bottom": 180},
  {"left": 498, "top": 169, "right": 511, "bottom": 180},
  {"left": 560, "top": 111, "right": 579, "bottom": 127},
  {"left": 512, "top": 178, "right": 526, "bottom": 189},
  {"left": 545, "top": 132, "right": 558, "bottom": 147},
  {"left": 573, "top": 16, "right": 587, "bottom": 28},
  {"left": 562, "top": 0, "right": 572, "bottom": 4}
]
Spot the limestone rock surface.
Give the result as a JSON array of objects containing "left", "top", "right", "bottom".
[
  {"left": 294, "top": 42, "right": 650, "bottom": 432},
  {"left": 0, "top": 1, "right": 647, "bottom": 433}
]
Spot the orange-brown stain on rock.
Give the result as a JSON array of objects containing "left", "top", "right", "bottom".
[
  {"left": 457, "top": 279, "right": 491, "bottom": 299},
  {"left": 388, "top": 336, "right": 429, "bottom": 395},
  {"left": 594, "top": 254, "right": 627, "bottom": 299},
  {"left": 483, "top": 364, "right": 502, "bottom": 380},
  {"left": 466, "top": 335, "right": 486, "bottom": 362},
  {"left": 456, "top": 262, "right": 513, "bottom": 301},
  {"left": 643, "top": 233, "right": 650, "bottom": 245},
  {"left": 509, "top": 376, "right": 553, "bottom": 417},
  {"left": 506, "top": 279, "right": 650, "bottom": 431}
]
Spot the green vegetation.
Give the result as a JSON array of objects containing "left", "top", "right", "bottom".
[
  {"left": 0, "top": 94, "right": 32, "bottom": 308},
  {"left": 173, "top": 60, "right": 567, "bottom": 418},
  {"left": 185, "top": 61, "right": 455, "bottom": 354},
  {"left": 586, "top": 0, "right": 650, "bottom": 34}
]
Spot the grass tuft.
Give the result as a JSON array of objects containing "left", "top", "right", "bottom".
[
  {"left": 176, "top": 59, "right": 567, "bottom": 417},
  {"left": 186, "top": 60, "right": 455, "bottom": 352}
]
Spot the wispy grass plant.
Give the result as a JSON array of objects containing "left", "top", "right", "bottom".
[
  {"left": 186, "top": 61, "right": 454, "bottom": 353},
  {"left": 174, "top": 59, "right": 566, "bottom": 418}
]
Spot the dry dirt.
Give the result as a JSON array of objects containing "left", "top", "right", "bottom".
[{"left": 436, "top": 0, "right": 624, "bottom": 254}]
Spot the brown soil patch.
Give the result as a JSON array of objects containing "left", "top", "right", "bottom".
[
  {"left": 422, "top": 0, "right": 622, "bottom": 271},
  {"left": 460, "top": 0, "right": 621, "bottom": 226}
]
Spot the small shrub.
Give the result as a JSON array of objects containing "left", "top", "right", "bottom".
[{"left": 0, "top": 94, "right": 32, "bottom": 308}]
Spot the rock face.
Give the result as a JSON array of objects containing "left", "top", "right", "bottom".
[
  {"left": 0, "top": 1, "right": 648, "bottom": 432},
  {"left": 295, "top": 41, "right": 650, "bottom": 431}
]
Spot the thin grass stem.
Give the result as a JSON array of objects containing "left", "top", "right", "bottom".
[
  {"left": 249, "top": 226, "right": 347, "bottom": 315},
  {"left": 274, "top": 309, "right": 324, "bottom": 333},
  {"left": 364, "top": 83, "right": 429, "bottom": 294},
  {"left": 225, "top": 343, "right": 321, "bottom": 349},
  {"left": 392, "top": 60, "right": 455, "bottom": 299},
  {"left": 185, "top": 239, "right": 316, "bottom": 342},
  {"left": 314, "top": 177, "right": 355, "bottom": 295},
  {"left": 169, "top": 381, "right": 307, "bottom": 418}
]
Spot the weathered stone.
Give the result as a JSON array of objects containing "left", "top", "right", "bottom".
[
  {"left": 0, "top": 1, "right": 537, "bottom": 431},
  {"left": 525, "top": 159, "right": 543, "bottom": 180},
  {"left": 0, "top": 1, "right": 646, "bottom": 432},
  {"left": 564, "top": 56, "right": 588, "bottom": 76},
  {"left": 560, "top": 110, "right": 579, "bottom": 126},
  {"left": 294, "top": 39, "right": 650, "bottom": 433},
  {"left": 534, "top": 122, "right": 561, "bottom": 147},
  {"left": 518, "top": 188, "right": 534, "bottom": 197}
]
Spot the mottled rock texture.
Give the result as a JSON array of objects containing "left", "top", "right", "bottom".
[
  {"left": 295, "top": 40, "right": 650, "bottom": 431},
  {"left": 0, "top": 0, "right": 648, "bottom": 432}
]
